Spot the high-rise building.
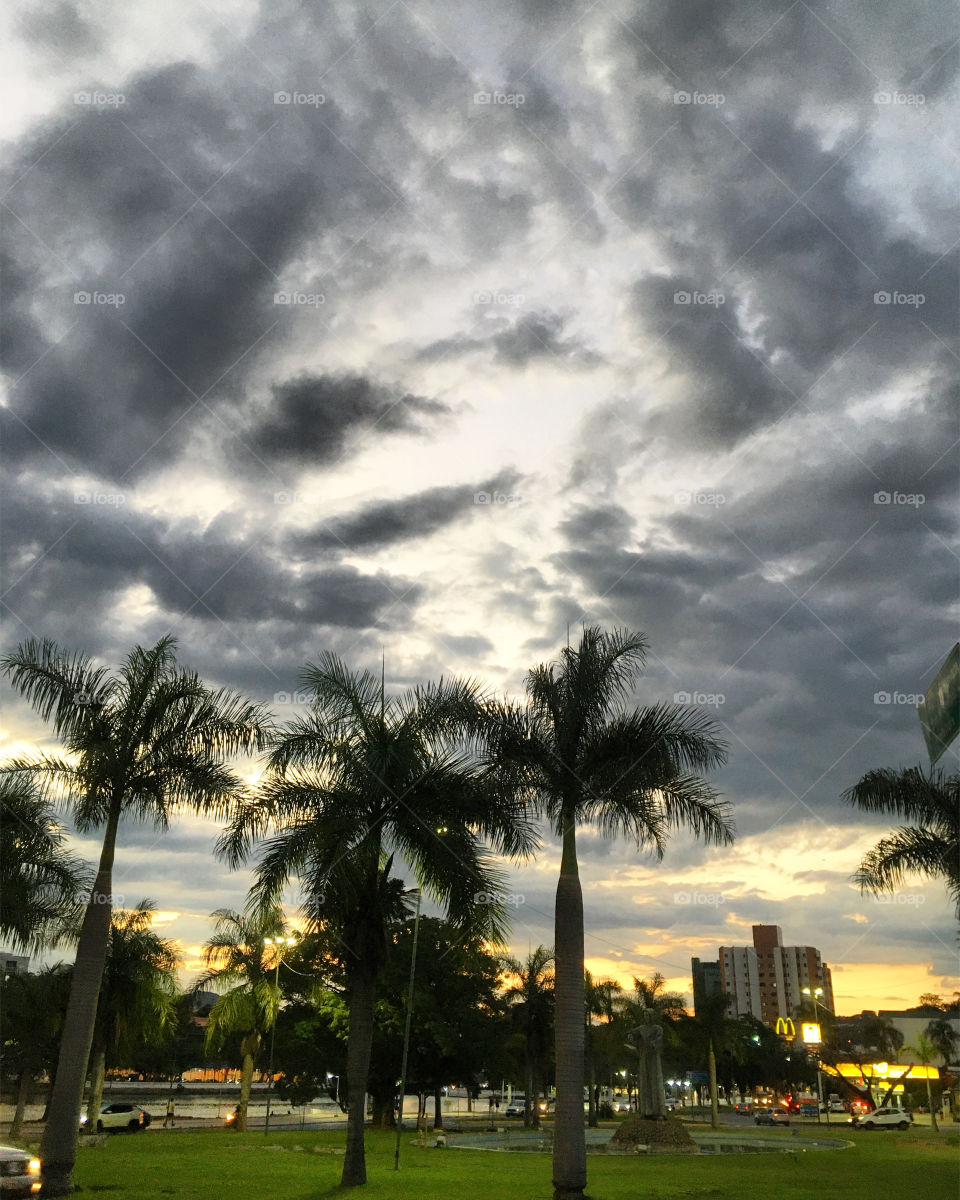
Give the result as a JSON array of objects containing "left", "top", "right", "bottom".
[
  {"left": 693, "top": 925, "right": 833, "bottom": 1026},
  {"left": 691, "top": 956, "right": 723, "bottom": 1015}
]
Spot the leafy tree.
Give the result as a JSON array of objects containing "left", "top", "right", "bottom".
[
  {"left": 195, "top": 906, "right": 288, "bottom": 1132},
  {"left": 502, "top": 947, "right": 555, "bottom": 1128},
  {"left": 218, "top": 654, "right": 536, "bottom": 1187},
  {"left": 584, "top": 973, "right": 621, "bottom": 1127},
  {"left": 926, "top": 1016, "right": 958, "bottom": 1066},
  {"left": 481, "top": 627, "right": 731, "bottom": 1200},
  {"left": 0, "top": 772, "right": 87, "bottom": 951},
  {"left": 84, "top": 901, "right": 180, "bottom": 1126},
  {"left": 678, "top": 990, "right": 741, "bottom": 1128},
  {"left": 1, "top": 636, "right": 268, "bottom": 1195},
  {"left": 0, "top": 966, "right": 71, "bottom": 1139},
  {"left": 843, "top": 766, "right": 960, "bottom": 916}
]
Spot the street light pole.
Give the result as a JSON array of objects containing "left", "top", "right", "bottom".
[
  {"left": 803, "top": 986, "right": 828, "bottom": 1125},
  {"left": 264, "top": 936, "right": 297, "bottom": 1136}
]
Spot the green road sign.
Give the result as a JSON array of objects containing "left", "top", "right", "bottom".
[{"left": 920, "top": 643, "right": 960, "bottom": 765}]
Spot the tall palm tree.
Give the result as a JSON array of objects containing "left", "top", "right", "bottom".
[
  {"left": 196, "top": 906, "right": 288, "bottom": 1131},
  {"left": 1, "top": 636, "right": 269, "bottom": 1196},
  {"left": 85, "top": 901, "right": 180, "bottom": 1126},
  {"left": 843, "top": 766, "right": 960, "bottom": 916},
  {"left": 681, "top": 990, "right": 740, "bottom": 1128},
  {"left": 926, "top": 1016, "right": 958, "bottom": 1067},
  {"left": 482, "top": 627, "right": 731, "bottom": 1200},
  {"left": 218, "top": 654, "right": 536, "bottom": 1186},
  {"left": 502, "top": 947, "right": 555, "bottom": 1128},
  {"left": 0, "top": 772, "right": 87, "bottom": 951}
]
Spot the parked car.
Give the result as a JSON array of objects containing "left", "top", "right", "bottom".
[
  {"left": 80, "top": 1103, "right": 152, "bottom": 1133},
  {"left": 848, "top": 1108, "right": 912, "bottom": 1130},
  {"left": 664, "top": 1098, "right": 679, "bottom": 1111},
  {"left": 734, "top": 1102, "right": 752, "bottom": 1114},
  {"left": 0, "top": 1145, "right": 41, "bottom": 1196},
  {"left": 754, "top": 1108, "right": 791, "bottom": 1126},
  {"left": 504, "top": 1100, "right": 525, "bottom": 1117},
  {"left": 829, "top": 1099, "right": 847, "bottom": 1113}
]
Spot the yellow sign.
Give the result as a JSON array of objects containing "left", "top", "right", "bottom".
[
  {"left": 774, "top": 1017, "right": 796, "bottom": 1038},
  {"left": 826, "top": 1062, "right": 939, "bottom": 1080},
  {"left": 801, "top": 1022, "right": 821, "bottom": 1044}
]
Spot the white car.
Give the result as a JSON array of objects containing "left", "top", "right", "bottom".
[
  {"left": 0, "top": 1144, "right": 41, "bottom": 1197},
  {"left": 848, "top": 1107, "right": 912, "bottom": 1130},
  {"left": 80, "top": 1103, "right": 152, "bottom": 1133}
]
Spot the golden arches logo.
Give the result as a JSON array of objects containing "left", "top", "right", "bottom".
[{"left": 774, "top": 1017, "right": 796, "bottom": 1038}]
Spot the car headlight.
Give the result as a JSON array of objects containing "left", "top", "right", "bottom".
[{"left": 28, "top": 1159, "right": 41, "bottom": 1176}]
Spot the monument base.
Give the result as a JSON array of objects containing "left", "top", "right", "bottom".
[{"left": 609, "top": 1115, "right": 698, "bottom": 1153}]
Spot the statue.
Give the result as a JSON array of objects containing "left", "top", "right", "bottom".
[{"left": 628, "top": 1009, "right": 665, "bottom": 1119}]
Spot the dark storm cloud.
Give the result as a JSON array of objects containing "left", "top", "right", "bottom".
[
  {"left": 1, "top": 60, "right": 396, "bottom": 480},
  {"left": 289, "top": 470, "right": 521, "bottom": 554},
  {"left": 417, "top": 311, "right": 600, "bottom": 368},
  {"left": 242, "top": 374, "right": 449, "bottom": 469}
]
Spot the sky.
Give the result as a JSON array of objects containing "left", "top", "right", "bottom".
[{"left": 1, "top": 0, "right": 957, "bottom": 1016}]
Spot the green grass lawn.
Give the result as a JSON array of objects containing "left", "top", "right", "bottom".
[{"left": 60, "top": 1124, "right": 958, "bottom": 1199}]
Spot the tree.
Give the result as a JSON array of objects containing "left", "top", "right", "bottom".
[
  {"left": 218, "top": 654, "right": 536, "bottom": 1186},
  {"left": 926, "top": 1016, "right": 958, "bottom": 1067},
  {"left": 679, "top": 991, "right": 740, "bottom": 1128},
  {"left": 1, "top": 636, "right": 269, "bottom": 1195},
  {"left": 584, "top": 973, "right": 621, "bottom": 1127},
  {"left": 502, "top": 947, "right": 555, "bottom": 1128},
  {"left": 482, "top": 626, "right": 731, "bottom": 1200},
  {"left": 84, "top": 901, "right": 180, "bottom": 1126},
  {"left": 196, "top": 906, "right": 288, "bottom": 1132},
  {"left": 0, "top": 966, "right": 71, "bottom": 1139},
  {"left": 0, "top": 772, "right": 87, "bottom": 951},
  {"left": 904, "top": 1032, "right": 941, "bottom": 1131},
  {"left": 843, "top": 766, "right": 960, "bottom": 916}
]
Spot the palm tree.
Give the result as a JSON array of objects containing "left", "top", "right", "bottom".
[
  {"left": 482, "top": 626, "right": 731, "bottom": 1200},
  {"left": 0, "top": 772, "right": 87, "bottom": 951},
  {"left": 1, "top": 636, "right": 269, "bottom": 1195},
  {"left": 904, "top": 1032, "right": 941, "bottom": 1131},
  {"left": 85, "top": 901, "right": 180, "bottom": 1127},
  {"left": 502, "top": 947, "right": 555, "bottom": 1128},
  {"left": 682, "top": 991, "right": 740, "bottom": 1128},
  {"left": 584, "top": 972, "right": 621, "bottom": 1126},
  {"left": 196, "top": 907, "right": 288, "bottom": 1132},
  {"left": 926, "top": 1016, "right": 958, "bottom": 1067},
  {"left": 218, "top": 654, "right": 536, "bottom": 1186},
  {"left": 843, "top": 766, "right": 960, "bottom": 915}
]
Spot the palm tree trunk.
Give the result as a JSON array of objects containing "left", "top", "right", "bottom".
[
  {"left": 39, "top": 802, "right": 119, "bottom": 1197},
  {"left": 433, "top": 1086, "right": 443, "bottom": 1130},
  {"left": 85, "top": 1042, "right": 106, "bottom": 1128},
  {"left": 927, "top": 1076, "right": 939, "bottom": 1132},
  {"left": 586, "top": 1030, "right": 597, "bottom": 1128},
  {"left": 341, "top": 968, "right": 377, "bottom": 1187},
  {"left": 552, "top": 813, "right": 586, "bottom": 1200},
  {"left": 708, "top": 1040, "right": 719, "bottom": 1129},
  {"left": 238, "top": 1051, "right": 254, "bottom": 1132},
  {"left": 524, "top": 1053, "right": 534, "bottom": 1127},
  {"left": 10, "top": 1066, "right": 31, "bottom": 1140}
]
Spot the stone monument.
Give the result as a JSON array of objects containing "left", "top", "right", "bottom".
[{"left": 609, "top": 1007, "right": 696, "bottom": 1153}]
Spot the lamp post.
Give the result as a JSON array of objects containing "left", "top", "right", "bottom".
[
  {"left": 264, "top": 936, "right": 297, "bottom": 1136},
  {"left": 326, "top": 1072, "right": 340, "bottom": 1108},
  {"left": 802, "top": 986, "right": 830, "bottom": 1124}
]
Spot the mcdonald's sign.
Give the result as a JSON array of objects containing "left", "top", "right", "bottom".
[{"left": 774, "top": 1017, "right": 796, "bottom": 1038}]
